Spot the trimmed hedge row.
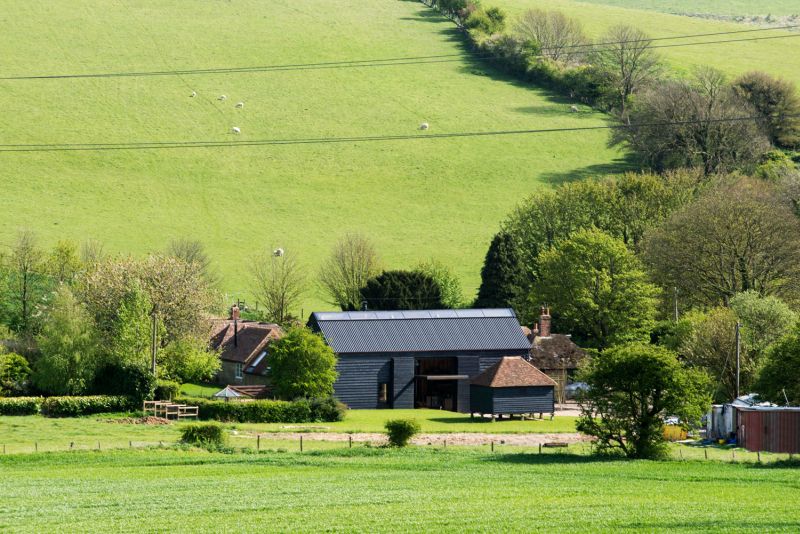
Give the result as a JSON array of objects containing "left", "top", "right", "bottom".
[
  {"left": 40, "top": 396, "right": 133, "bottom": 417},
  {"left": 180, "top": 423, "right": 228, "bottom": 447},
  {"left": 175, "top": 396, "right": 347, "bottom": 423},
  {"left": 0, "top": 396, "right": 43, "bottom": 416}
]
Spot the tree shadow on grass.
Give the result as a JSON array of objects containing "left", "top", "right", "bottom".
[
  {"left": 540, "top": 156, "right": 640, "bottom": 186},
  {"left": 487, "top": 452, "right": 618, "bottom": 465},
  {"left": 426, "top": 416, "right": 561, "bottom": 425}
]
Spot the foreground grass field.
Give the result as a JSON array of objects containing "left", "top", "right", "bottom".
[
  {"left": 1, "top": 447, "right": 798, "bottom": 532},
  {"left": 493, "top": 0, "right": 800, "bottom": 82},
  {"left": 0, "top": 0, "right": 624, "bottom": 309}
]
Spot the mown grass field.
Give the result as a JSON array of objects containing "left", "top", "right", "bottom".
[
  {"left": 1, "top": 447, "right": 798, "bottom": 532},
  {"left": 0, "top": 0, "right": 625, "bottom": 311},
  {"left": 494, "top": 0, "right": 800, "bottom": 82},
  {"left": 572, "top": 0, "right": 800, "bottom": 17}
]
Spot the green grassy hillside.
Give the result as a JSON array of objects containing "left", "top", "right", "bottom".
[
  {"left": 571, "top": 0, "right": 800, "bottom": 17},
  {"left": 0, "top": 0, "right": 624, "bottom": 312},
  {"left": 494, "top": 0, "right": 800, "bottom": 81}
]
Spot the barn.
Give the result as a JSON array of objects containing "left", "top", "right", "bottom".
[
  {"left": 308, "top": 309, "right": 532, "bottom": 412},
  {"left": 470, "top": 356, "right": 556, "bottom": 419}
]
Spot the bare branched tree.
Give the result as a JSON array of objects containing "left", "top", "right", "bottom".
[
  {"left": 514, "top": 9, "right": 587, "bottom": 63},
  {"left": 251, "top": 249, "right": 306, "bottom": 325},
  {"left": 9, "top": 230, "right": 45, "bottom": 332},
  {"left": 319, "top": 234, "right": 382, "bottom": 311},
  {"left": 592, "top": 25, "right": 661, "bottom": 118},
  {"left": 80, "top": 239, "right": 105, "bottom": 267},
  {"left": 167, "top": 237, "right": 218, "bottom": 287}
]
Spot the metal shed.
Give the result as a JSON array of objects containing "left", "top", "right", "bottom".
[
  {"left": 738, "top": 407, "right": 800, "bottom": 454},
  {"left": 470, "top": 356, "right": 556, "bottom": 418}
]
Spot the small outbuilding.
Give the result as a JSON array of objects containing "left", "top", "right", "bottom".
[
  {"left": 470, "top": 356, "right": 556, "bottom": 419},
  {"left": 738, "top": 407, "right": 800, "bottom": 454}
]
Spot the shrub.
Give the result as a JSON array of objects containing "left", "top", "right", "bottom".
[
  {"left": 40, "top": 395, "right": 132, "bottom": 417},
  {"left": 269, "top": 328, "right": 338, "bottom": 400},
  {"left": 0, "top": 352, "right": 31, "bottom": 396},
  {"left": 0, "top": 396, "right": 43, "bottom": 416},
  {"left": 90, "top": 363, "right": 156, "bottom": 406},
  {"left": 154, "top": 380, "right": 181, "bottom": 401},
  {"left": 180, "top": 423, "right": 228, "bottom": 447},
  {"left": 176, "top": 396, "right": 345, "bottom": 423},
  {"left": 384, "top": 419, "right": 421, "bottom": 447}
]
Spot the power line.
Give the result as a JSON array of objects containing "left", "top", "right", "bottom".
[
  {"left": 2, "top": 28, "right": 798, "bottom": 81},
  {"left": 0, "top": 114, "right": 793, "bottom": 153}
]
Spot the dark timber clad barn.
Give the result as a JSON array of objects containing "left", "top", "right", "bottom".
[
  {"left": 470, "top": 357, "right": 556, "bottom": 418},
  {"left": 308, "top": 309, "right": 532, "bottom": 412}
]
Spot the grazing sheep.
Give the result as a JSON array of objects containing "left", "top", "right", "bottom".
[
  {"left": 218, "top": 95, "right": 227, "bottom": 101},
  {"left": 231, "top": 127, "right": 241, "bottom": 134},
  {"left": 235, "top": 102, "right": 244, "bottom": 109},
  {"left": 190, "top": 91, "right": 197, "bottom": 98},
  {"left": 419, "top": 122, "right": 429, "bottom": 130},
  {"left": 570, "top": 105, "right": 579, "bottom": 113}
]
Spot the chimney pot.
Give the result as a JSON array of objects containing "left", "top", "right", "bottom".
[{"left": 539, "top": 307, "right": 552, "bottom": 337}]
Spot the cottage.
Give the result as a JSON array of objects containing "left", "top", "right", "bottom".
[
  {"left": 309, "top": 309, "right": 532, "bottom": 412},
  {"left": 470, "top": 356, "right": 556, "bottom": 419},
  {"left": 524, "top": 307, "right": 587, "bottom": 400},
  {"left": 210, "top": 306, "right": 283, "bottom": 386}
]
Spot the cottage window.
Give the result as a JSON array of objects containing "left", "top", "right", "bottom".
[
  {"left": 235, "top": 363, "right": 243, "bottom": 379},
  {"left": 378, "top": 382, "right": 388, "bottom": 403}
]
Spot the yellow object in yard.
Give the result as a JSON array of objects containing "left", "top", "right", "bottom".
[{"left": 663, "top": 425, "right": 688, "bottom": 442}]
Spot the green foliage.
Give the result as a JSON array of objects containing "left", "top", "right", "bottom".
[
  {"left": 755, "top": 324, "right": 800, "bottom": 405},
  {"left": 180, "top": 423, "right": 227, "bottom": 447},
  {"left": 158, "top": 336, "right": 220, "bottom": 384},
  {"left": 154, "top": 380, "right": 181, "bottom": 401},
  {"left": 733, "top": 71, "right": 800, "bottom": 149},
  {"left": 33, "top": 286, "right": 97, "bottom": 396},
  {"left": 0, "top": 396, "right": 42, "bottom": 415},
  {"left": 44, "top": 240, "right": 83, "bottom": 285},
  {"left": 730, "top": 291, "right": 797, "bottom": 362},
  {"left": 40, "top": 395, "right": 131, "bottom": 417},
  {"left": 89, "top": 363, "right": 156, "bottom": 406},
  {"left": 0, "top": 230, "right": 51, "bottom": 334},
  {"left": 474, "top": 232, "right": 527, "bottom": 313},
  {"left": 0, "top": 352, "right": 31, "bottom": 396},
  {"left": 384, "top": 418, "right": 421, "bottom": 447},
  {"left": 577, "top": 342, "right": 711, "bottom": 459},
  {"left": 755, "top": 150, "right": 798, "bottom": 182},
  {"left": 361, "top": 270, "right": 444, "bottom": 311},
  {"left": 532, "top": 229, "right": 658, "bottom": 350},
  {"left": 107, "top": 282, "right": 158, "bottom": 370},
  {"left": 464, "top": 7, "right": 506, "bottom": 35},
  {"left": 416, "top": 259, "right": 464, "bottom": 309},
  {"left": 179, "top": 396, "right": 345, "bottom": 423},
  {"left": 268, "top": 328, "right": 338, "bottom": 400}
]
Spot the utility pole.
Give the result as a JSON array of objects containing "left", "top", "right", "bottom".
[
  {"left": 735, "top": 321, "right": 741, "bottom": 400},
  {"left": 150, "top": 310, "right": 158, "bottom": 375},
  {"left": 673, "top": 287, "right": 679, "bottom": 322}
]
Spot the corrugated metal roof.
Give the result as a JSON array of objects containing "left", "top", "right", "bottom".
[{"left": 311, "top": 309, "right": 531, "bottom": 354}]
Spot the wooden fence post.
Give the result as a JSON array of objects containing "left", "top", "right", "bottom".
[
  {"left": 491, "top": 441, "right": 494, "bottom": 452},
  {"left": 757, "top": 451, "right": 761, "bottom": 463},
  {"left": 443, "top": 439, "right": 447, "bottom": 449},
  {"left": 300, "top": 435, "right": 303, "bottom": 452},
  {"left": 129, "top": 441, "right": 132, "bottom": 448},
  {"left": 35, "top": 442, "right": 38, "bottom": 453},
  {"left": 97, "top": 442, "right": 100, "bottom": 450},
  {"left": 538, "top": 443, "right": 542, "bottom": 455},
  {"left": 704, "top": 448, "right": 708, "bottom": 460},
  {"left": 349, "top": 435, "right": 352, "bottom": 449},
  {"left": 257, "top": 434, "right": 261, "bottom": 451}
]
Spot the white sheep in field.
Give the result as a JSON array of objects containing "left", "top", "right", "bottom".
[
  {"left": 419, "top": 122, "right": 429, "bottom": 130},
  {"left": 235, "top": 102, "right": 244, "bottom": 109},
  {"left": 231, "top": 126, "right": 241, "bottom": 134},
  {"left": 218, "top": 95, "right": 227, "bottom": 101},
  {"left": 570, "top": 105, "right": 579, "bottom": 113},
  {"left": 190, "top": 91, "right": 197, "bottom": 98}
]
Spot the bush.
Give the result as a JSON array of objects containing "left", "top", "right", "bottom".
[
  {"left": 40, "top": 395, "right": 132, "bottom": 417},
  {"left": 384, "top": 419, "right": 421, "bottom": 447},
  {"left": 154, "top": 380, "right": 181, "bottom": 401},
  {"left": 180, "top": 423, "right": 228, "bottom": 447},
  {"left": 0, "top": 396, "right": 43, "bottom": 416},
  {"left": 90, "top": 363, "right": 156, "bottom": 406},
  {"left": 176, "top": 396, "right": 346, "bottom": 423},
  {"left": 0, "top": 352, "right": 31, "bottom": 396}
]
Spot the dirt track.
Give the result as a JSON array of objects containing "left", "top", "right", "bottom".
[{"left": 243, "top": 431, "right": 591, "bottom": 446}]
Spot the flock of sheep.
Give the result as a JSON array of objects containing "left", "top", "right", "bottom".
[{"left": 190, "top": 91, "right": 245, "bottom": 134}]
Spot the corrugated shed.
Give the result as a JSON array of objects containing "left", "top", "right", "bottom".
[
  {"left": 738, "top": 407, "right": 800, "bottom": 454},
  {"left": 310, "top": 309, "right": 531, "bottom": 354}
]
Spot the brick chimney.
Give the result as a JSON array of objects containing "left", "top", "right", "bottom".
[
  {"left": 230, "top": 304, "right": 240, "bottom": 321},
  {"left": 539, "top": 306, "right": 551, "bottom": 337}
]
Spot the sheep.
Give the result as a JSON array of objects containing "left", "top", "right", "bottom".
[
  {"left": 570, "top": 105, "right": 579, "bottom": 113},
  {"left": 190, "top": 91, "right": 197, "bottom": 98},
  {"left": 419, "top": 122, "right": 429, "bottom": 130},
  {"left": 218, "top": 95, "right": 227, "bottom": 101},
  {"left": 231, "top": 127, "right": 241, "bottom": 134},
  {"left": 273, "top": 248, "right": 284, "bottom": 257},
  {"left": 235, "top": 102, "right": 244, "bottom": 109}
]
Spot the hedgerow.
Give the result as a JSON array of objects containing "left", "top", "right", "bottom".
[
  {"left": 40, "top": 396, "right": 132, "bottom": 417},
  {"left": 176, "top": 396, "right": 347, "bottom": 423},
  {"left": 0, "top": 397, "right": 43, "bottom": 416}
]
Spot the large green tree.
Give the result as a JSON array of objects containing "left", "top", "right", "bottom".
[
  {"left": 361, "top": 270, "right": 444, "bottom": 311},
  {"left": 531, "top": 229, "right": 658, "bottom": 350},
  {"left": 158, "top": 336, "right": 220, "bottom": 384},
  {"left": 733, "top": 71, "right": 800, "bottom": 149},
  {"left": 755, "top": 324, "right": 800, "bottom": 405},
  {"left": 474, "top": 232, "right": 528, "bottom": 313},
  {"left": 416, "top": 260, "right": 464, "bottom": 309},
  {"left": 268, "top": 328, "right": 338, "bottom": 400},
  {"left": 577, "top": 342, "right": 710, "bottom": 459},
  {"left": 730, "top": 291, "right": 797, "bottom": 362},
  {"left": 33, "top": 286, "right": 97, "bottom": 395}
]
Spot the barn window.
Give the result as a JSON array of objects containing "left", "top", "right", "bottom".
[
  {"left": 235, "top": 363, "right": 243, "bottom": 379},
  {"left": 378, "top": 382, "right": 388, "bottom": 403}
]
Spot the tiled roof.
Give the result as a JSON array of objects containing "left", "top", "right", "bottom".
[
  {"left": 529, "top": 334, "right": 587, "bottom": 371},
  {"left": 471, "top": 356, "right": 556, "bottom": 388},
  {"left": 309, "top": 309, "right": 531, "bottom": 354},
  {"left": 209, "top": 320, "right": 282, "bottom": 372}
]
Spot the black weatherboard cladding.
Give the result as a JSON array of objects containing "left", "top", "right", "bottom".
[{"left": 332, "top": 356, "right": 391, "bottom": 409}]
